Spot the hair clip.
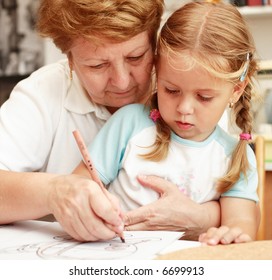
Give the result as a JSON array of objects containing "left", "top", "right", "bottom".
[
  {"left": 240, "top": 133, "right": 252, "bottom": 141},
  {"left": 149, "top": 108, "right": 161, "bottom": 122},
  {"left": 239, "top": 53, "right": 250, "bottom": 82}
]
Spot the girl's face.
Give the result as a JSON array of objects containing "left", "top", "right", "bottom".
[
  {"left": 69, "top": 32, "right": 154, "bottom": 114},
  {"left": 157, "top": 52, "right": 243, "bottom": 142}
]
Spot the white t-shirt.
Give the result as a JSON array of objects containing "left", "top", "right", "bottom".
[
  {"left": 88, "top": 104, "right": 258, "bottom": 211},
  {"left": 0, "top": 59, "right": 111, "bottom": 173}
]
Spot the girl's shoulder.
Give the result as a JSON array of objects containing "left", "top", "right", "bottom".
[
  {"left": 215, "top": 126, "right": 256, "bottom": 161},
  {"left": 215, "top": 126, "right": 238, "bottom": 147},
  {"left": 111, "top": 103, "right": 152, "bottom": 123},
  {"left": 105, "top": 103, "right": 155, "bottom": 137},
  {"left": 114, "top": 103, "right": 149, "bottom": 115}
]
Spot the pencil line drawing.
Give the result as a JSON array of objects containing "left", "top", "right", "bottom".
[
  {"left": 0, "top": 221, "right": 183, "bottom": 259},
  {"left": 0, "top": 233, "right": 162, "bottom": 260}
]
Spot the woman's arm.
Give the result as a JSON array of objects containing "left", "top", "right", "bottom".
[
  {"left": 124, "top": 175, "right": 221, "bottom": 240},
  {"left": 0, "top": 170, "right": 55, "bottom": 222},
  {"left": 199, "top": 197, "right": 259, "bottom": 245},
  {"left": 0, "top": 169, "right": 123, "bottom": 241}
]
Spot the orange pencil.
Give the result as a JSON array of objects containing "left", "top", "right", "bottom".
[{"left": 72, "top": 130, "right": 125, "bottom": 243}]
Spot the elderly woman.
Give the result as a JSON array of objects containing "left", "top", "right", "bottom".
[{"left": 0, "top": 0, "right": 221, "bottom": 241}]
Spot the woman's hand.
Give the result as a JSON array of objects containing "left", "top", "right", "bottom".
[
  {"left": 124, "top": 175, "right": 220, "bottom": 240},
  {"left": 48, "top": 174, "right": 124, "bottom": 242},
  {"left": 199, "top": 226, "right": 252, "bottom": 245}
]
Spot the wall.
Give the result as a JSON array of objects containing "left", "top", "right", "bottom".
[
  {"left": 43, "top": 3, "right": 272, "bottom": 64},
  {"left": 240, "top": 7, "right": 272, "bottom": 61}
]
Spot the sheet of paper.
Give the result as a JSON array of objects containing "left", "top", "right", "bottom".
[
  {"left": 158, "top": 240, "right": 201, "bottom": 255},
  {"left": 0, "top": 221, "right": 184, "bottom": 260}
]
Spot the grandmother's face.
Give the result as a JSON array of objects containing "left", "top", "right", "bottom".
[{"left": 69, "top": 32, "right": 154, "bottom": 114}]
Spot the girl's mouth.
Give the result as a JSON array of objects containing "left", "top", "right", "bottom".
[{"left": 176, "top": 121, "right": 193, "bottom": 130}]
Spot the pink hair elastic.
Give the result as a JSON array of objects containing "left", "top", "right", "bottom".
[
  {"left": 149, "top": 109, "right": 161, "bottom": 122},
  {"left": 240, "top": 133, "right": 252, "bottom": 141}
]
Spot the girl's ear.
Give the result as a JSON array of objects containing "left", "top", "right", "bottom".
[{"left": 231, "top": 80, "right": 248, "bottom": 104}]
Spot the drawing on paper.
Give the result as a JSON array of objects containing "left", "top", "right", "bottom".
[
  {"left": 0, "top": 233, "right": 162, "bottom": 260},
  {"left": 0, "top": 221, "right": 183, "bottom": 260}
]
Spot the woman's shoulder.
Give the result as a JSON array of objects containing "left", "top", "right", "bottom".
[
  {"left": 5, "top": 59, "right": 71, "bottom": 115},
  {"left": 27, "top": 59, "right": 69, "bottom": 81},
  {"left": 12, "top": 59, "right": 70, "bottom": 101}
]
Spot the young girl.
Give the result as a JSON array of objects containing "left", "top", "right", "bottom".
[{"left": 73, "top": 1, "right": 259, "bottom": 245}]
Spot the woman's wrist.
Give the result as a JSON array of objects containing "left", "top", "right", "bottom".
[{"left": 180, "top": 201, "right": 220, "bottom": 241}]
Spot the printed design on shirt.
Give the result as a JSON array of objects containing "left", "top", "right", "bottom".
[{"left": 167, "top": 170, "right": 203, "bottom": 202}]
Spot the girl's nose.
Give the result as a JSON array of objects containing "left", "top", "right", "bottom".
[{"left": 177, "top": 97, "right": 194, "bottom": 115}]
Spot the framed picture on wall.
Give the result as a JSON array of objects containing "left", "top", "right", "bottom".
[{"left": 0, "top": 0, "right": 43, "bottom": 77}]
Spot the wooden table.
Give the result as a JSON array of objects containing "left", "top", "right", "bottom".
[
  {"left": 157, "top": 240, "right": 272, "bottom": 260},
  {"left": 264, "top": 170, "right": 272, "bottom": 239}
]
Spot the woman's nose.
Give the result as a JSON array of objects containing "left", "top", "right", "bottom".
[{"left": 110, "top": 63, "right": 130, "bottom": 90}]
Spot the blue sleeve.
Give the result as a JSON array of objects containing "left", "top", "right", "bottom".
[
  {"left": 221, "top": 144, "right": 259, "bottom": 202},
  {"left": 87, "top": 104, "right": 152, "bottom": 184}
]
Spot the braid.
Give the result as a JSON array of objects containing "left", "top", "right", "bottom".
[
  {"left": 217, "top": 85, "right": 253, "bottom": 193},
  {"left": 234, "top": 86, "right": 253, "bottom": 134}
]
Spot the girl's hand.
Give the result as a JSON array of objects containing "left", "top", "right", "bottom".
[{"left": 199, "top": 226, "right": 252, "bottom": 245}]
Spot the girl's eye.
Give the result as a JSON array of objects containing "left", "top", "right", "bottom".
[
  {"left": 198, "top": 95, "right": 213, "bottom": 102},
  {"left": 165, "top": 87, "right": 180, "bottom": 95}
]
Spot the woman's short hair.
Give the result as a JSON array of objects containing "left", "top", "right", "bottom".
[{"left": 36, "top": 0, "right": 164, "bottom": 53}]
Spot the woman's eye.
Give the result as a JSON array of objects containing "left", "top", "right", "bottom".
[
  {"left": 89, "top": 63, "right": 108, "bottom": 69},
  {"left": 127, "top": 54, "right": 144, "bottom": 62}
]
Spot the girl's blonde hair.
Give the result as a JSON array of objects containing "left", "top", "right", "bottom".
[
  {"left": 143, "top": 1, "right": 259, "bottom": 193},
  {"left": 36, "top": 0, "right": 164, "bottom": 54}
]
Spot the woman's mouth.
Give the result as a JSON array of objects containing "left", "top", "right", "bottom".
[{"left": 109, "top": 88, "right": 134, "bottom": 96}]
